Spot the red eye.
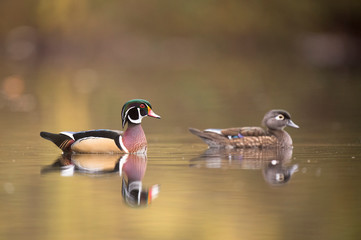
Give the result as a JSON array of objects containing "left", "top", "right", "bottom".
[{"left": 140, "top": 104, "right": 145, "bottom": 108}]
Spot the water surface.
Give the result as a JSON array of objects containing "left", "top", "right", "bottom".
[
  {"left": 1, "top": 126, "right": 360, "bottom": 240},
  {"left": 1, "top": 1, "right": 361, "bottom": 239}
]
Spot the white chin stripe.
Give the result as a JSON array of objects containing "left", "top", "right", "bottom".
[
  {"left": 128, "top": 108, "right": 144, "bottom": 124},
  {"left": 119, "top": 136, "right": 129, "bottom": 153}
]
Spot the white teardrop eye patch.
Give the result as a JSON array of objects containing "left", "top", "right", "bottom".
[{"left": 275, "top": 114, "right": 285, "bottom": 120}]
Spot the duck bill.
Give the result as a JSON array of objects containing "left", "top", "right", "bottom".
[
  {"left": 148, "top": 108, "right": 161, "bottom": 119},
  {"left": 287, "top": 120, "right": 299, "bottom": 128}
]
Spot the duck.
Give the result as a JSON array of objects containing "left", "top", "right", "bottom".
[
  {"left": 40, "top": 99, "right": 161, "bottom": 154},
  {"left": 189, "top": 109, "right": 299, "bottom": 149}
]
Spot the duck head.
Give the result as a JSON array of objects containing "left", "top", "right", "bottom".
[
  {"left": 262, "top": 109, "right": 299, "bottom": 131},
  {"left": 121, "top": 99, "right": 161, "bottom": 128}
]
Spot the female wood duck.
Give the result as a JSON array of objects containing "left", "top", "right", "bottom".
[
  {"left": 40, "top": 99, "right": 161, "bottom": 154},
  {"left": 189, "top": 109, "right": 299, "bottom": 148}
]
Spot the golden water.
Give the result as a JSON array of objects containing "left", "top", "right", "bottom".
[{"left": 1, "top": 116, "right": 360, "bottom": 240}]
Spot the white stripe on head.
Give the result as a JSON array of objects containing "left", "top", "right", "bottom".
[
  {"left": 123, "top": 106, "right": 135, "bottom": 127},
  {"left": 123, "top": 106, "right": 135, "bottom": 119}
]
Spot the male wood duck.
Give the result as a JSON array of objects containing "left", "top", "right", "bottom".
[
  {"left": 189, "top": 109, "right": 299, "bottom": 148},
  {"left": 40, "top": 99, "right": 161, "bottom": 154}
]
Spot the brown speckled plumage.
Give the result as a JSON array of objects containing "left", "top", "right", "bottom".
[{"left": 189, "top": 109, "right": 299, "bottom": 149}]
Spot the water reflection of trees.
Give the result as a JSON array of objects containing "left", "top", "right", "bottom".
[
  {"left": 190, "top": 148, "right": 298, "bottom": 186},
  {"left": 41, "top": 153, "right": 160, "bottom": 207}
]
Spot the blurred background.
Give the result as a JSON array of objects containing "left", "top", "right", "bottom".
[
  {"left": 1, "top": 2, "right": 361, "bottom": 240},
  {"left": 0, "top": 0, "right": 360, "bottom": 140}
]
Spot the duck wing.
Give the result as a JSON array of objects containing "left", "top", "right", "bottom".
[
  {"left": 40, "top": 129, "right": 124, "bottom": 152},
  {"left": 67, "top": 129, "right": 124, "bottom": 153},
  {"left": 65, "top": 129, "right": 123, "bottom": 141},
  {"left": 219, "top": 127, "right": 267, "bottom": 137},
  {"left": 189, "top": 127, "right": 277, "bottom": 148}
]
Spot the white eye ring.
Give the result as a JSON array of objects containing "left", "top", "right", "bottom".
[{"left": 275, "top": 114, "right": 284, "bottom": 120}]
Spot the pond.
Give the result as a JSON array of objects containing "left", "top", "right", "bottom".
[
  {"left": 1, "top": 117, "right": 360, "bottom": 240},
  {"left": 0, "top": 47, "right": 360, "bottom": 240},
  {"left": 1, "top": 1, "right": 361, "bottom": 239}
]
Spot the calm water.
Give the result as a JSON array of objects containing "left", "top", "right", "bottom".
[
  {"left": 1, "top": 123, "right": 360, "bottom": 240},
  {"left": 1, "top": 1, "right": 361, "bottom": 239},
  {"left": 0, "top": 69, "right": 360, "bottom": 240}
]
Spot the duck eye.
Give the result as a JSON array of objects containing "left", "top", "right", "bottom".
[
  {"left": 275, "top": 114, "right": 284, "bottom": 120},
  {"left": 140, "top": 104, "right": 145, "bottom": 108}
]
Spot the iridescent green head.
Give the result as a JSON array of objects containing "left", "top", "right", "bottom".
[{"left": 121, "top": 99, "right": 161, "bottom": 128}]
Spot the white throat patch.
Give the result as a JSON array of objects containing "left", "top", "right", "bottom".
[{"left": 128, "top": 108, "right": 144, "bottom": 124}]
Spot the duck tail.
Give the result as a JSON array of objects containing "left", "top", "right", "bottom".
[
  {"left": 40, "top": 131, "right": 74, "bottom": 151},
  {"left": 188, "top": 127, "right": 203, "bottom": 137},
  {"left": 189, "top": 127, "right": 221, "bottom": 139},
  {"left": 188, "top": 128, "right": 225, "bottom": 148}
]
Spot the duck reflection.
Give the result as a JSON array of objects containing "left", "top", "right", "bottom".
[
  {"left": 41, "top": 153, "right": 160, "bottom": 207},
  {"left": 190, "top": 148, "right": 298, "bottom": 186},
  {"left": 41, "top": 153, "right": 121, "bottom": 176},
  {"left": 121, "top": 154, "right": 160, "bottom": 207}
]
